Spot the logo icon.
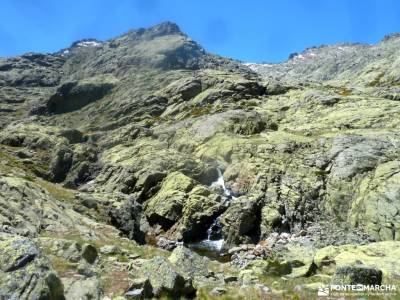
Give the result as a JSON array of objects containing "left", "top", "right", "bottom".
[{"left": 317, "top": 286, "right": 330, "bottom": 297}]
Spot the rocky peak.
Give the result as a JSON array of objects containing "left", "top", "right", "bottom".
[
  {"left": 55, "top": 21, "right": 249, "bottom": 76},
  {"left": 145, "top": 21, "right": 184, "bottom": 38},
  {"left": 121, "top": 21, "right": 185, "bottom": 42},
  {"left": 70, "top": 38, "right": 103, "bottom": 48},
  {"left": 382, "top": 32, "right": 400, "bottom": 42}
]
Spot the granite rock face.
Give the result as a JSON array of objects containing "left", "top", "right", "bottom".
[
  {"left": 0, "top": 236, "right": 64, "bottom": 300},
  {"left": 1, "top": 22, "right": 400, "bottom": 298}
]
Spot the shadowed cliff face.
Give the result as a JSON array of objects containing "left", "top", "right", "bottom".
[{"left": 0, "top": 22, "right": 400, "bottom": 299}]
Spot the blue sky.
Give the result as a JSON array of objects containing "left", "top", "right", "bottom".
[{"left": 0, "top": 0, "right": 399, "bottom": 62}]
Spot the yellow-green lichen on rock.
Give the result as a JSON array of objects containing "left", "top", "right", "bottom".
[
  {"left": 313, "top": 241, "right": 400, "bottom": 281},
  {"left": 349, "top": 160, "right": 400, "bottom": 241}
]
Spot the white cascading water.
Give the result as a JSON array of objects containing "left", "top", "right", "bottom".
[
  {"left": 202, "top": 217, "right": 224, "bottom": 251},
  {"left": 189, "top": 168, "right": 234, "bottom": 252},
  {"left": 201, "top": 168, "right": 233, "bottom": 251},
  {"left": 210, "top": 168, "right": 231, "bottom": 197}
]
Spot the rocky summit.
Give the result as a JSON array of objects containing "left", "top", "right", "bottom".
[{"left": 0, "top": 22, "right": 400, "bottom": 299}]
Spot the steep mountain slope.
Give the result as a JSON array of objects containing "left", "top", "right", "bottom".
[
  {"left": 0, "top": 22, "right": 400, "bottom": 299},
  {"left": 246, "top": 33, "right": 400, "bottom": 88}
]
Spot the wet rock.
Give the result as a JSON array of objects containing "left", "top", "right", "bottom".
[
  {"left": 144, "top": 171, "right": 223, "bottom": 240},
  {"left": 156, "top": 237, "right": 182, "bottom": 251},
  {"left": 224, "top": 163, "right": 257, "bottom": 196},
  {"left": 126, "top": 277, "right": 153, "bottom": 299},
  {"left": 180, "top": 185, "right": 223, "bottom": 240}
]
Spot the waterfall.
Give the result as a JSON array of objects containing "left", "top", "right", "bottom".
[
  {"left": 189, "top": 217, "right": 223, "bottom": 252},
  {"left": 188, "top": 168, "right": 234, "bottom": 253},
  {"left": 210, "top": 168, "right": 231, "bottom": 197},
  {"left": 203, "top": 217, "right": 224, "bottom": 251},
  {"left": 199, "top": 168, "right": 232, "bottom": 251}
]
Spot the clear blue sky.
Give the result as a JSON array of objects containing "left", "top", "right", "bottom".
[{"left": 0, "top": 0, "right": 399, "bottom": 62}]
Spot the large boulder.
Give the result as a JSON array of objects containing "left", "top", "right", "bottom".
[
  {"left": 331, "top": 265, "right": 383, "bottom": 285},
  {"left": 137, "top": 256, "right": 195, "bottom": 298},
  {"left": 163, "top": 77, "right": 203, "bottom": 102},
  {"left": 180, "top": 186, "right": 223, "bottom": 240},
  {"left": 0, "top": 123, "right": 96, "bottom": 186},
  {"left": 168, "top": 246, "right": 210, "bottom": 279},
  {"left": 145, "top": 172, "right": 195, "bottom": 228},
  {"left": 64, "top": 277, "right": 102, "bottom": 300},
  {"left": 0, "top": 175, "right": 74, "bottom": 237},
  {"left": 144, "top": 171, "right": 223, "bottom": 241},
  {"left": 224, "top": 163, "right": 257, "bottom": 196},
  {"left": 328, "top": 135, "right": 390, "bottom": 180},
  {"left": 220, "top": 196, "right": 260, "bottom": 245},
  {"left": 108, "top": 196, "right": 146, "bottom": 244},
  {"left": 0, "top": 236, "right": 64, "bottom": 300},
  {"left": 313, "top": 241, "right": 400, "bottom": 280},
  {"left": 245, "top": 259, "right": 292, "bottom": 277},
  {"left": 57, "top": 129, "right": 85, "bottom": 144},
  {"left": 323, "top": 134, "right": 396, "bottom": 229}
]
